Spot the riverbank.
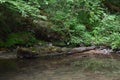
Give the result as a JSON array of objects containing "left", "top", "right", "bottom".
[{"left": 0, "top": 44, "right": 120, "bottom": 59}]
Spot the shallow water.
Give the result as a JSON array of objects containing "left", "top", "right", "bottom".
[{"left": 0, "top": 55, "right": 120, "bottom": 80}]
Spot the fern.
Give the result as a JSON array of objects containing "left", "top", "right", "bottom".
[{"left": 0, "top": 0, "right": 47, "bottom": 20}]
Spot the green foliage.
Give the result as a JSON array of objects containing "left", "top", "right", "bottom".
[
  {"left": 0, "top": 0, "right": 46, "bottom": 20},
  {"left": 0, "top": 39, "right": 4, "bottom": 47},
  {"left": 0, "top": 32, "right": 37, "bottom": 47},
  {"left": 92, "top": 14, "right": 120, "bottom": 48},
  {"left": 40, "top": 0, "right": 120, "bottom": 48},
  {"left": 0, "top": 0, "right": 120, "bottom": 49},
  {"left": 0, "top": 0, "right": 44, "bottom": 47},
  {"left": 39, "top": 0, "right": 104, "bottom": 46},
  {"left": 109, "top": 33, "right": 120, "bottom": 49}
]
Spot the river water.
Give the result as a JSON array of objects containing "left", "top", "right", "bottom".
[{"left": 0, "top": 55, "right": 120, "bottom": 80}]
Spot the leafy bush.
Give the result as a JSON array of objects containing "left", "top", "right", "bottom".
[
  {"left": 0, "top": 0, "right": 44, "bottom": 47},
  {"left": 3, "top": 32, "right": 37, "bottom": 47},
  {"left": 39, "top": 0, "right": 120, "bottom": 48},
  {"left": 91, "top": 15, "right": 120, "bottom": 48},
  {"left": 0, "top": 0, "right": 120, "bottom": 49},
  {"left": 0, "top": 39, "right": 4, "bottom": 47},
  {"left": 39, "top": 0, "right": 104, "bottom": 46},
  {"left": 0, "top": 0, "right": 46, "bottom": 19}
]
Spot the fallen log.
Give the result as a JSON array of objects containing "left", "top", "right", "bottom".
[
  {"left": 16, "top": 46, "right": 96, "bottom": 59},
  {"left": 67, "top": 46, "right": 96, "bottom": 54}
]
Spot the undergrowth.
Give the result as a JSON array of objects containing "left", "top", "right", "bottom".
[
  {"left": 0, "top": 32, "right": 37, "bottom": 47},
  {"left": 40, "top": 0, "right": 120, "bottom": 48},
  {"left": 0, "top": 0, "right": 120, "bottom": 48}
]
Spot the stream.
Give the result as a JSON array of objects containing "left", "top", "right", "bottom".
[{"left": 0, "top": 53, "right": 120, "bottom": 80}]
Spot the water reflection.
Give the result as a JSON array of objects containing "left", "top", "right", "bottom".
[
  {"left": 0, "top": 59, "right": 17, "bottom": 73},
  {"left": 0, "top": 54, "right": 120, "bottom": 80}
]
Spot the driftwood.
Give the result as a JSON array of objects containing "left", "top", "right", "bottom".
[
  {"left": 16, "top": 46, "right": 96, "bottom": 58},
  {"left": 0, "top": 46, "right": 115, "bottom": 59},
  {"left": 67, "top": 46, "right": 96, "bottom": 54}
]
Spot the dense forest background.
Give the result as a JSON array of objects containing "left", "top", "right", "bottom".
[{"left": 0, "top": 0, "right": 120, "bottom": 49}]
